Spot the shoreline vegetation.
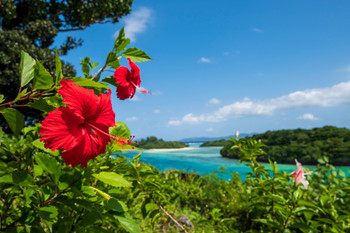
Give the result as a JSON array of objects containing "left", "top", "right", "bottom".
[
  {"left": 134, "top": 136, "right": 189, "bottom": 149},
  {"left": 201, "top": 126, "right": 350, "bottom": 165}
]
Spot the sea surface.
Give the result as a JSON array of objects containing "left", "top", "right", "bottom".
[{"left": 122, "top": 143, "right": 350, "bottom": 180}]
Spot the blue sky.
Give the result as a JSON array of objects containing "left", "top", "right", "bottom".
[{"left": 54, "top": 0, "right": 350, "bottom": 140}]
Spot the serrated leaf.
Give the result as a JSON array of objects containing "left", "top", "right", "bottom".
[
  {"left": 114, "top": 28, "right": 131, "bottom": 54},
  {"left": 109, "top": 122, "right": 131, "bottom": 139},
  {"left": 0, "top": 171, "right": 34, "bottom": 187},
  {"left": 19, "top": 51, "right": 36, "bottom": 87},
  {"left": 0, "top": 107, "right": 24, "bottom": 136},
  {"left": 35, "top": 153, "right": 61, "bottom": 182},
  {"left": 116, "top": 216, "right": 140, "bottom": 233},
  {"left": 105, "top": 52, "right": 120, "bottom": 69},
  {"left": 122, "top": 48, "right": 151, "bottom": 62},
  {"left": 33, "top": 60, "right": 54, "bottom": 89},
  {"left": 102, "top": 76, "right": 118, "bottom": 88},
  {"left": 0, "top": 94, "right": 4, "bottom": 104},
  {"left": 93, "top": 172, "right": 131, "bottom": 188},
  {"left": 55, "top": 50, "right": 63, "bottom": 84},
  {"left": 32, "top": 139, "right": 59, "bottom": 156}
]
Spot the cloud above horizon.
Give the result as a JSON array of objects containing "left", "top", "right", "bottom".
[
  {"left": 207, "top": 98, "right": 221, "bottom": 106},
  {"left": 198, "top": 57, "right": 212, "bottom": 63},
  {"left": 168, "top": 81, "right": 350, "bottom": 126},
  {"left": 114, "top": 7, "right": 152, "bottom": 41},
  {"left": 297, "top": 113, "right": 319, "bottom": 121}
]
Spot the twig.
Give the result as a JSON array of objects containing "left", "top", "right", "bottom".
[{"left": 135, "top": 166, "right": 189, "bottom": 233}]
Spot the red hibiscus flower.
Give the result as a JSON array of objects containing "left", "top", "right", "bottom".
[
  {"left": 113, "top": 58, "right": 150, "bottom": 100},
  {"left": 39, "top": 79, "right": 117, "bottom": 167}
]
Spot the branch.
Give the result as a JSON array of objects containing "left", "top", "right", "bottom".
[{"left": 58, "top": 19, "right": 114, "bottom": 32}]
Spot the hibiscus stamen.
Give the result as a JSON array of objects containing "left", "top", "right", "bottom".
[
  {"left": 130, "top": 81, "right": 151, "bottom": 95},
  {"left": 87, "top": 123, "right": 130, "bottom": 145}
]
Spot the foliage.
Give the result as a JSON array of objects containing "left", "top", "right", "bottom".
[
  {"left": 221, "top": 126, "right": 350, "bottom": 165},
  {"left": 0, "top": 0, "right": 133, "bottom": 130},
  {"left": 135, "top": 136, "right": 189, "bottom": 149},
  {"left": 200, "top": 139, "right": 233, "bottom": 147},
  {"left": 0, "top": 20, "right": 349, "bottom": 232}
]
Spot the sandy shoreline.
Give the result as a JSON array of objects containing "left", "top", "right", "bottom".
[{"left": 147, "top": 147, "right": 196, "bottom": 152}]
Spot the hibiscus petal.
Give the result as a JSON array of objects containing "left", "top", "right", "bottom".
[
  {"left": 114, "top": 66, "right": 131, "bottom": 86},
  {"left": 39, "top": 107, "right": 83, "bottom": 152},
  {"left": 127, "top": 58, "right": 141, "bottom": 86},
  {"left": 117, "top": 84, "right": 135, "bottom": 100},
  {"left": 58, "top": 79, "right": 99, "bottom": 120}
]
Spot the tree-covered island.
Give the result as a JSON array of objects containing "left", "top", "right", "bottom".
[
  {"left": 135, "top": 136, "right": 189, "bottom": 149},
  {"left": 217, "top": 126, "right": 350, "bottom": 165}
]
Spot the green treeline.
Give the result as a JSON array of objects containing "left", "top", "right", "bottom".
[
  {"left": 220, "top": 126, "right": 350, "bottom": 165},
  {"left": 200, "top": 139, "right": 232, "bottom": 147},
  {"left": 135, "top": 136, "right": 189, "bottom": 149}
]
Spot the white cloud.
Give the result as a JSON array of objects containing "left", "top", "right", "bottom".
[
  {"left": 297, "top": 113, "right": 319, "bottom": 121},
  {"left": 114, "top": 7, "right": 152, "bottom": 41},
  {"left": 198, "top": 57, "right": 212, "bottom": 63},
  {"left": 154, "top": 109, "right": 161, "bottom": 114},
  {"left": 207, "top": 98, "right": 221, "bottom": 106},
  {"left": 129, "top": 95, "right": 141, "bottom": 101},
  {"left": 126, "top": 116, "right": 138, "bottom": 121},
  {"left": 252, "top": 28, "right": 263, "bottom": 33},
  {"left": 168, "top": 81, "right": 350, "bottom": 126},
  {"left": 206, "top": 128, "right": 214, "bottom": 132}
]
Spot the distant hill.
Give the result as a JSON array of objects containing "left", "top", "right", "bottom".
[
  {"left": 221, "top": 126, "right": 350, "bottom": 165},
  {"left": 180, "top": 133, "right": 254, "bottom": 143},
  {"left": 135, "top": 136, "right": 188, "bottom": 149}
]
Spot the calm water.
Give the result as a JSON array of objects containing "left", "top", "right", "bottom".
[{"left": 122, "top": 143, "right": 350, "bottom": 180}]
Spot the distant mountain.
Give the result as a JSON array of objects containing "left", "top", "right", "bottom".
[{"left": 180, "top": 133, "right": 255, "bottom": 143}]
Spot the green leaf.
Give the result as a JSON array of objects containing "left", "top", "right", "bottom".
[
  {"left": 90, "top": 62, "right": 100, "bottom": 69},
  {"left": 104, "top": 198, "right": 127, "bottom": 213},
  {"left": 0, "top": 171, "right": 34, "bottom": 187},
  {"left": 105, "top": 51, "right": 120, "bottom": 69},
  {"left": 13, "top": 88, "right": 27, "bottom": 103},
  {"left": 80, "top": 57, "right": 90, "bottom": 78},
  {"left": 33, "top": 60, "right": 54, "bottom": 89},
  {"left": 109, "top": 122, "right": 131, "bottom": 139},
  {"left": 19, "top": 51, "right": 36, "bottom": 87},
  {"left": 89, "top": 186, "right": 111, "bottom": 200},
  {"left": 93, "top": 172, "right": 131, "bottom": 188},
  {"left": 102, "top": 76, "right": 118, "bottom": 88},
  {"left": 0, "top": 107, "right": 24, "bottom": 136},
  {"left": 116, "top": 216, "right": 140, "bottom": 233},
  {"left": 32, "top": 139, "right": 59, "bottom": 156},
  {"left": 28, "top": 98, "right": 57, "bottom": 113},
  {"left": 122, "top": 48, "right": 151, "bottom": 62},
  {"left": 114, "top": 28, "right": 131, "bottom": 54},
  {"left": 69, "top": 77, "right": 108, "bottom": 93},
  {"left": 35, "top": 153, "right": 61, "bottom": 182},
  {"left": 39, "top": 206, "right": 58, "bottom": 222},
  {"left": 55, "top": 50, "right": 63, "bottom": 84},
  {"left": 0, "top": 94, "right": 4, "bottom": 104}
]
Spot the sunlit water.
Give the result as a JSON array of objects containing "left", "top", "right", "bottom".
[{"left": 121, "top": 143, "right": 350, "bottom": 180}]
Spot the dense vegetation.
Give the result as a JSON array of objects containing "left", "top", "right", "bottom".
[
  {"left": 221, "top": 126, "right": 350, "bottom": 165},
  {"left": 200, "top": 139, "right": 232, "bottom": 147},
  {"left": 1, "top": 127, "right": 349, "bottom": 232},
  {"left": 135, "top": 136, "right": 189, "bottom": 149}
]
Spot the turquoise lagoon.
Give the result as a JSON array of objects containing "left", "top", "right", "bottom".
[{"left": 122, "top": 143, "right": 350, "bottom": 180}]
